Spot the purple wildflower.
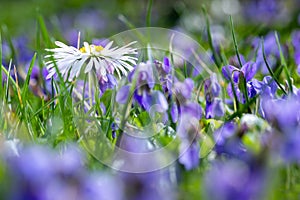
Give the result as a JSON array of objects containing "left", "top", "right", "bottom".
[
  {"left": 204, "top": 73, "right": 224, "bottom": 118},
  {"left": 214, "top": 122, "right": 250, "bottom": 161},
  {"left": 177, "top": 109, "right": 201, "bottom": 170},
  {"left": 291, "top": 30, "right": 300, "bottom": 75},
  {"left": 205, "top": 159, "right": 268, "bottom": 200},
  {"left": 116, "top": 61, "right": 169, "bottom": 115},
  {"left": 222, "top": 62, "right": 258, "bottom": 103}
]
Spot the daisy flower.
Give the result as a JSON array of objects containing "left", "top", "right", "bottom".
[{"left": 45, "top": 40, "right": 138, "bottom": 81}]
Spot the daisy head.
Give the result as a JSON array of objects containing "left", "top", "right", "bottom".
[{"left": 44, "top": 40, "right": 138, "bottom": 82}]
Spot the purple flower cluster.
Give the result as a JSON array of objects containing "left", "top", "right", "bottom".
[
  {"left": 2, "top": 144, "right": 124, "bottom": 200},
  {"left": 205, "top": 159, "right": 267, "bottom": 200},
  {"left": 1, "top": 143, "right": 177, "bottom": 200},
  {"left": 116, "top": 57, "right": 206, "bottom": 170}
]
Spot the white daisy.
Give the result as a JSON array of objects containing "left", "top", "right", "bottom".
[{"left": 45, "top": 40, "right": 138, "bottom": 81}]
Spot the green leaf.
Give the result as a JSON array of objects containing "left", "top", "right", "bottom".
[
  {"left": 134, "top": 111, "right": 151, "bottom": 128},
  {"left": 21, "top": 53, "right": 36, "bottom": 98}
]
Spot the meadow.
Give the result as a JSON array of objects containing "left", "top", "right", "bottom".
[{"left": 1, "top": 0, "right": 300, "bottom": 199}]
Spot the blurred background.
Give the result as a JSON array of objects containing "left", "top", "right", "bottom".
[
  {"left": 1, "top": 0, "right": 299, "bottom": 71},
  {"left": 1, "top": 0, "right": 299, "bottom": 35}
]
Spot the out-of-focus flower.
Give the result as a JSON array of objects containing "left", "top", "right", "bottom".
[
  {"left": 204, "top": 159, "right": 268, "bottom": 200},
  {"left": 204, "top": 73, "right": 224, "bottom": 118},
  {"left": 45, "top": 40, "right": 137, "bottom": 81},
  {"left": 213, "top": 122, "right": 249, "bottom": 161},
  {"left": 19, "top": 65, "right": 52, "bottom": 99},
  {"left": 82, "top": 173, "right": 124, "bottom": 200},
  {"left": 173, "top": 78, "right": 194, "bottom": 103},
  {"left": 177, "top": 105, "right": 201, "bottom": 170},
  {"left": 171, "top": 78, "right": 202, "bottom": 122},
  {"left": 279, "top": 128, "right": 300, "bottom": 163},
  {"left": 261, "top": 96, "right": 300, "bottom": 164},
  {"left": 291, "top": 30, "right": 300, "bottom": 74},
  {"left": 118, "top": 167, "right": 176, "bottom": 200},
  {"left": 154, "top": 57, "right": 173, "bottom": 94},
  {"left": 72, "top": 80, "right": 106, "bottom": 114},
  {"left": 252, "top": 33, "right": 286, "bottom": 74},
  {"left": 262, "top": 96, "right": 300, "bottom": 132},
  {"left": 4, "top": 144, "right": 129, "bottom": 200},
  {"left": 242, "top": 0, "right": 289, "bottom": 25}
]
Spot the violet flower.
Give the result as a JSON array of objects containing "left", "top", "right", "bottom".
[
  {"left": 214, "top": 122, "right": 247, "bottom": 159},
  {"left": 177, "top": 104, "right": 202, "bottom": 170},
  {"left": 204, "top": 73, "right": 224, "bottom": 119},
  {"left": 116, "top": 61, "right": 168, "bottom": 114},
  {"left": 222, "top": 61, "right": 258, "bottom": 103},
  {"left": 204, "top": 159, "right": 268, "bottom": 200},
  {"left": 261, "top": 96, "right": 300, "bottom": 133},
  {"left": 291, "top": 30, "right": 300, "bottom": 74},
  {"left": 242, "top": 0, "right": 288, "bottom": 25},
  {"left": 171, "top": 78, "right": 202, "bottom": 122}
]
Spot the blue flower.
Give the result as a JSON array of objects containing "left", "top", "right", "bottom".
[
  {"left": 170, "top": 78, "right": 199, "bottom": 122},
  {"left": 117, "top": 60, "right": 169, "bottom": 116},
  {"left": 291, "top": 30, "right": 300, "bottom": 75},
  {"left": 204, "top": 73, "right": 224, "bottom": 118},
  {"left": 222, "top": 62, "right": 258, "bottom": 103},
  {"left": 177, "top": 111, "right": 201, "bottom": 170},
  {"left": 214, "top": 122, "right": 250, "bottom": 161},
  {"left": 261, "top": 96, "right": 300, "bottom": 132},
  {"left": 204, "top": 159, "right": 267, "bottom": 200}
]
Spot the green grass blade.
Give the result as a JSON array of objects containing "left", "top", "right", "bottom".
[
  {"left": 202, "top": 6, "right": 222, "bottom": 69},
  {"left": 230, "top": 16, "right": 243, "bottom": 69},
  {"left": 274, "top": 31, "right": 293, "bottom": 94},
  {"left": 146, "top": 0, "right": 153, "bottom": 27},
  {"left": 38, "top": 15, "right": 51, "bottom": 46},
  {"left": 21, "top": 53, "right": 36, "bottom": 97},
  {"left": 261, "top": 38, "right": 287, "bottom": 95},
  {"left": 4, "top": 60, "right": 12, "bottom": 103}
]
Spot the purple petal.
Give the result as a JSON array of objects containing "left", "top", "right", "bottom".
[
  {"left": 205, "top": 99, "right": 224, "bottom": 119},
  {"left": 222, "top": 65, "right": 239, "bottom": 82},
  {"left": 205, "top": 101, "right": 214, "bottom": 119},
  {"left": 213, "top": 99, "right": 225, "bottom": 117},
  {"left": 171, "top": 103, "right": 179, "bottom": 123},
  {"left": 181, "top": 102, "right": 202, "bottom": 120},
  {"left": 116, "top": 85, "right": 130, "bottom": 104},
  {"left": 179, "top": 141, "right": 200, "bottom": 170},
  {"left": 163, "top": 57, "right": 171, "bottom": 74},
  {"left": 262, "top": 76, "right": 277, "bottom": 95},
  {"left": 181, "top": 78, "right": 194, "bottom": 99},
  {"left": 241, "top": 62, "right": 257, "bottom": 82},
  {"left": 295, "top": 51, "right": 300, "bottom": 65},
  {"left": 152, "top": 91, "right": 168, "bottom": 112}
]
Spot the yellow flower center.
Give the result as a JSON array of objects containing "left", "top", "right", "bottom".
[{"left": 80, "top": 45, "right": 104, "bottom": 53}]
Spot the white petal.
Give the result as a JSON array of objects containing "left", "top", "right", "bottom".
[
  {"left": 84, "top": 58, "right": 94, "bottom": 73},
  {"left": 104, "top": 41, "right": 114, "bottom": 50},
  {"left": 83, "top": 42, "right": 91, "bottom": 54}
]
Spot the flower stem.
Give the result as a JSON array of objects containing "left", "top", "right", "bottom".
[
  {"left": 261, "top": 38, "right": 287, "bottom": 95},
  {"left": 230, "top": 16, "right": 243, "bottom": 69}
]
